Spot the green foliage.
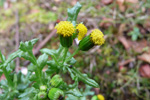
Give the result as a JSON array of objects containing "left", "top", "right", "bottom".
[
  {"left": 0, "top": 2, "right": 99, "bottom": 100},
  {"left": 128, "top": 27, "right": 142, "bottom": 41}
]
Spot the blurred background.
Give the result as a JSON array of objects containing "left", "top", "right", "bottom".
[{"left": 0, "top": 0, "right": 150, "bottom": 100}]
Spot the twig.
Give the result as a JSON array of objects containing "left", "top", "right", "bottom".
[
  {"left": 15, "top": 10, "right": 20, "bottom": 72},
  {"left": 33, "top": 29, "right": 57, "bottom": 55}
]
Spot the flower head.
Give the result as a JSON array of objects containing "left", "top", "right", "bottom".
[
  {"left": 97, "top": 94, "right": 105, "bottom": 100},
  {"left": 76, "top": 23, "right": 87, "bottom": 40},
  {"left": 90, "top": 29, "right": 105, "bottom": 45},
  {"left": 55, "top": 21, "right": 75, "bottom": 37}
]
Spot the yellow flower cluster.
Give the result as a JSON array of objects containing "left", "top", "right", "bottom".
[
  {"left": 97, "top": 94, "right": 105, "bottom": 100},
  {"left": 76, "top": 23, "right": 88, "bottom": 40},
  {"left": 55, "top": 21, "right": 75, "bottom": 37},
  {"left": 90, "top": 29, "right": 105, "bottom": 45}
]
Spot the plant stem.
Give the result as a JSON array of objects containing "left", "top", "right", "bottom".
[
  {"left": 28, "top": 51, "right": 43, "bottom": 85},
  {"left": 51, "top": 55, "right": 59, "bottom": 66},
  {"left": 62, "top": 47, "right": 68, "bottom": 64},
  {"left": 3, "top": 68, "right": 14, "bottom": 88},
  {"left": 35, "top": 68, "right": 43, "bottom": 85},
  {"left": 65, "top": 48, "right": 80, "bottom": 62}
]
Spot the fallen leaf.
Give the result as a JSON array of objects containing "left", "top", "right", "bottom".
[
  {"left": 118, "top": 36, "right": 130, "bottom": 49},
  {"left": 128, "top": 39, "right": 150, "bottom": 53},
  {"left": 116, "top": 0, "right": 126, "bottom": 12},
  {"left": 139, "top": 64, "right": 150, "bottom": 78},
  {"left": 101, "top": 0, "right": 113, "bottom": 5},
  {"left": 138, "top": 53, "right": 150, "bottom": 63}
]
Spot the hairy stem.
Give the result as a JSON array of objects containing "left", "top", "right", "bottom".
[
  {"left": 62, "top": 47, "right": 69, "bottom": 64},
  {"left": 65, "top": 48, "right": 80, "bottom": 62}
]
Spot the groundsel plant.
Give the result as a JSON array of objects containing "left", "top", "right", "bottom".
[{"left": 0, "top": 2, "right": 105, "bottom": 100}]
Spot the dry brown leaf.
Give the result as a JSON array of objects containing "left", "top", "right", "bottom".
[
  {"left": 118, "top": 36, "right": 130, "bottom": 49},
  {"left": 116, "top": 0, "right": 126, "bottom": 12},
  {"left": 101, "top": 0, "right": 113, "bottom": 5},
  {"left": 139, "top": 64, "right": 150, "bottom": 78},
  {"left": 138, "top": 53, "right": 150, "bottom": 63},
  {"left": 128, "top": 39, "right": 149, "bottom": 53}
]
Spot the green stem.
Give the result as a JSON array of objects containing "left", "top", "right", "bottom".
[
  {"left": 58, "top": 45, "right": 63, "bottom": 55},
  {"left": 51, "top": 55, "right": 59, "bottom": 66},
  {"left": 3, "top": 68, "right": 14, "bottom": 88},
  {"left": 62, "top": 47, "right": 69, "bottom": 64},
  {"left": 35, "top": 68, "right": 43, "bottom": 85},
  {"left": 65, "top": 48, "right": 80, "bottom": 62}
]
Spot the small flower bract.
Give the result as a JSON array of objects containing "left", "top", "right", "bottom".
[
  {"left": 76, "top": 23, "right": 87, "bottom": 40},
  {"left": 90, "top": 29, "right": 105, "bottom": 45},
  {"left": 97, "top": 94, "right": 105, "bottom": 100},
  {"left": 55, "top": 21, "right": 75, "bottom": 37}
]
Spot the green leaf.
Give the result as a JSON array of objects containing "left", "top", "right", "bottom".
[
  {"left": 72, "top": 67, "right": 99, "bottom": 88},
  {"left": 3, "top": 50, "right": 22, "bottom": 68},
  {"left": 0, "top": 50, "right": 6, "bottom": 63},
  {"left": 65, "top": 88, "right": 83, "bottom": 97},
  {"left": 19, "top": 38, "right": 38, "bottom": 52},
  {"left": 18, "top": 87, "right": 39, "bottom": 99},
  {"left": 27, "top": 64, "right": 36, "bottom": 72},
  {"left": 20, "top": 52, "right": 37, "bottom": 65},
  {"left": 46, "top": 60, "right": 59, "bottom": 75},
  {"left": 37, "top": 53, "right": 48, "bottom": 69},
  {"left": 128, "top": 27, "right": 142, "bottom": 41},
  {"left": 17, "top": 72, "right": 31, "bottom": 91},
  {"left": 40, "top": 48, "right": 56, "bottom": 56},
  {"left": 67, "top": 2, "right": 82, "bottom": 26}
]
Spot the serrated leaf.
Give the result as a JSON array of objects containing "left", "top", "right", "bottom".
[
  {"left": 66, "top": 88, "right": 83, "bottom": 97},
  {"left": 28, "top": 64, "right": 36, "bottom": 72},
  {"left": 18, "top": 87, "right": 38, "bottom": 98},
  {"left": 72, "top": 67, "right": 99, "bottom": 88},
  {"left": 19, "top": 38, "right": 38, "bottom": 52},
  {"left": 40, "top": 48, "right": 56, "bottom": 56},
  {"left": 20, "top": 52, "right": 37, "bottom": 65},
  {"left": 3, "top": 50, "right": 22, "bottom": 67},
  {"left": 37, "top": 53, "right": 48, "bottom": 69},
  {"left": 67, "top": 2, "right": 82, "bottom": 26}
]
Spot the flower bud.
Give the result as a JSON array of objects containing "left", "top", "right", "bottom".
[
  {"left": 48, "top": 88, "right": 64, "bottom": 100},
  {"left": 76, "top": 23, "right": 87, "bottom": 40},
  {"left": 40, "top": 85, "right": 47, "bottom": 91},
  {"left": 55, "top": 21, "right": 75, "bottom": 48},
  {"left": 78, "top": 35, "right": 94, "bottom": 51},
  {"left": 38, "top": 92, "right": 47, "bottom": 100},
  {"left": 49, "top": 75, "right": 63, "bottom": 87},
  {"left": 97, "top": 94, "right": 105, "bottom": 100},
  {"left": 79, "top": 29, "right": 105, "bottom": 51}
]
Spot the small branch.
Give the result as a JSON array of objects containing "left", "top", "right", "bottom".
[
  {"left": 33, "top": 29, "right": 57, "bottom": 56},
  {"left": 15, "top": 10, "right": 20, "bottom": 72},
  {"left": 62, "top": 47, "right": 68, "bottom": 64}
]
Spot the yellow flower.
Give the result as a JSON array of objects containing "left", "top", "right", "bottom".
[
  {"left": 90, "top": 29, "right": 105, "bottom": 45},
  {"left": 55, "top": 21, "right": 75, "bottom": 37},
  {"left": 97, "top": 94, "right": 105, "bottom": 100},
  {"left": 76, "top": 23, "right": 88, "bottom": 40}
]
